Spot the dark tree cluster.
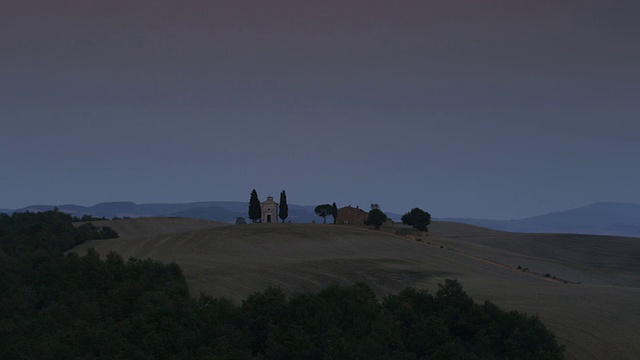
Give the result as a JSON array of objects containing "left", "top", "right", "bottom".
[
  {"left": 365, "top": 208, "right": 388, "bottom": 229},
  {"left": 0, "top": 249, "right": 192, "bottom": 360},
  {"left": 78, "top": 214, "right": 109, "bottom": 222},
  {"left": 401, "top": 207, "right": 432, "bottom": 232},
  {"left": 313, "top": 203, "right": 340, "bottom": 224},
  {"left": 196, "top": 280, "right": 564, "bottom": 360},
  {"left": 0, "top": 208, "right": 118, "bottom": 255},
  {"left": 314, "top": 204, "right": 334, "bottom": 224}
]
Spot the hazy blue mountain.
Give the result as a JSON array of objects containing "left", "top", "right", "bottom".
[
  {"left": 13, "top": 204, "right": 93, "bottom": 215},
  {"left": 385, "top": 212, "right": 403, "bottom": 221},
  {"left": 13, "top": 205, "right": 59, "bottom": 213},
  {"left": 440, "top": 202, "right": 640, "bottom": 237},
  {"left": 7, "top": 201, "right": 322, "bottom": 223},
  {"left": 86, "top": 201, "right": 237, "bottom": 218}
]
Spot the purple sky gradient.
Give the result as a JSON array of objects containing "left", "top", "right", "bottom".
[{"left": 1, "top": 1, "right": 638, "bottom": 218}]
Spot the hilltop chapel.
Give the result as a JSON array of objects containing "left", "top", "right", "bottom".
[{"left": 261, "top": 196, "right": 278, "bottom": 223}]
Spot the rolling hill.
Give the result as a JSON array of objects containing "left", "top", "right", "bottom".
[
  {"left": 71, "top": 218, "right": 640, "bottom": 360},
  {"left": 5, "top": 200, "right": 640, "bottom": 236},
  {"left": 440, "top": 201, "right": 640, "bottom": 237}
]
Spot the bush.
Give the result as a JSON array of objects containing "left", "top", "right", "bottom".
[
  {"left": 365, "top": 209, "right": 388, "bottom": 229},
  {"left": 401, "top": 208, "right": 432, "bottom": 232},
  {"left": 98, "top": 226, "right": 119, "bottom": 239}
]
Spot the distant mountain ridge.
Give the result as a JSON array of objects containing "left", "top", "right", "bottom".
[
  {"left": 1, "top": 201, "right": 402, "bottom": 224},
  {"left": 439, "top": 202, "right": 640, "bottom": 237},
  {"left": 4, "top": 201, "right": 282, "bottom": 223}
]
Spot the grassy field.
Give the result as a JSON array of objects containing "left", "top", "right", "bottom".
[{"left": 72, "top": 218, "right": 640, "bottom": 360}]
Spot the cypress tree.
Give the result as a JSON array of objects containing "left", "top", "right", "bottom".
[
  {"left": 248, "top": 189, "right": 262, "bottom": 223},
  {"left": 331, "top": 202, "right": 338, "bottom": 224},
  {"left": 279, "top": 190, "right": 288, "bottom": 223}
]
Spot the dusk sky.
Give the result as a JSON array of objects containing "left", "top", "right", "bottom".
[{"left": 1, "top": 1, "right": 638, "bottom": 219}]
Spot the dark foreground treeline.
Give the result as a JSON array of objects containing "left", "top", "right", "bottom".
[
  {"left": 0, "top": 208, "right": 117, "bottom": 255},
  {"left": 0, "top": 210, "right": 564, "bottom": 360}
]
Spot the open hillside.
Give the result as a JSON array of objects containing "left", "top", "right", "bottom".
[
  {"left": 71, "top": 219, "right": 640, "bottom": 360},
  {"left": 86, "top": 217, "right": 228, "bottom": 238}
]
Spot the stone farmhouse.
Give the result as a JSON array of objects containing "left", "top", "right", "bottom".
[{"left": 335, "top": 205, "right": 368, "bottom": 225}]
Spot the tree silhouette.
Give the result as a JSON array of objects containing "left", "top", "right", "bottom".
[
  {"left": 248, "top": 189, "right": 262, "bottom": 223},
  {"left": 401, "top": 208, "right": 431, "bottom": 232},
  {"left": 279, "top": 190, "right": 288, "bottom": 223},
  {"left": 331, "top": 202, "right": 338, "bottom": 224},
  {"left": 365, "top": 208, "right": 388, "bottom": 229},
  {"left": 314, "top": 204, "right": 333, "bottom": 224}
]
